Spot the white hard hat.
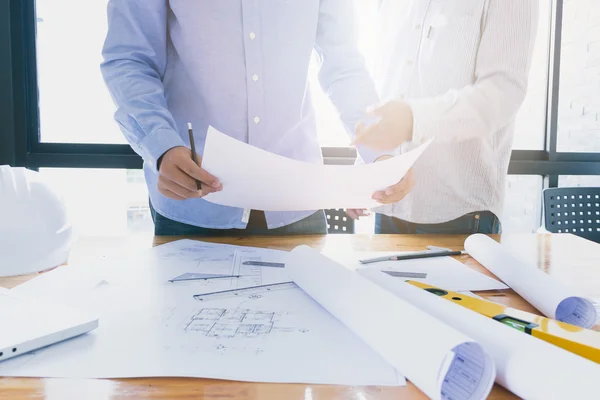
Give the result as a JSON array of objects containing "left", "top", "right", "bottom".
[{"left": 0, "top": 166, "right": 72, "bottom": 277}]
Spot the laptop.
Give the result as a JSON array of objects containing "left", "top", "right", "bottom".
[{"left": 0, "top": 290, "right": 98, "bottom": 362}]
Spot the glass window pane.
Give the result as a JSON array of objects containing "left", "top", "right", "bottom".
[
  {"left": 39, "top": 168, "right": 153, "bottom": 236},
  {"left": 36, "top": 0, "right": 550, "bottom": 149},
  {"left": 512, "top": 0, "right": 552, "bottom": 150},
  {"left": 557, "top": 1, "right": 600, "bottom": 152},
  {"left": 502, "top": 176, "right": 543, "bottom": 233},
  {"left": 36, "top": 1, "right": 126, "bottom": 144},
  {"left": 558, "top": 175, "right": 600, "bottom": 187}
]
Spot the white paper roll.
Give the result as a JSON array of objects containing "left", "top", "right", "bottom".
[
  {"left": 465, "top": 234, "right": 598, "bottom": 328},
  {"left": 287, "top": 245, "right": 496, "bottom": 400},
  {"left": 358, "top": 267, "right": 600, "bottom": 400}
]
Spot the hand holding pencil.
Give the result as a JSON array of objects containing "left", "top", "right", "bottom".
[{"left": 156, "top": 123, "right": 222, "bottom": 200}]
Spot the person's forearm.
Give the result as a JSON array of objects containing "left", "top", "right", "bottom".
[
  {"left": 407, "top": 0, "right": 538, "bottom": 144},
  {"left": 101, "top": 0, "right": 185, "bottom": 171},
  {"left": 314, "top": 0, "right": 391, "bottom": 164}
]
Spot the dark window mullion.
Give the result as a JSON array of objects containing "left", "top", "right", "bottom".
[
  {"left": 546, "top": 0, "right": 564, "bottom": 161},
  {"left": 0, "top": 0, "right": 15, "bottom": 166}
]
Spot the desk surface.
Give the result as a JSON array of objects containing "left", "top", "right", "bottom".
[{"left": 1, "top": 233, "right": 598, "bottom": 400}]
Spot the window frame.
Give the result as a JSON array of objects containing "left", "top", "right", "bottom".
[{"left": 2, "top": 1, "right": 600, "bottom": 199}]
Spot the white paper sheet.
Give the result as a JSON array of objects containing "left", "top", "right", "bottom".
[
  {"left": 95, "top": 239, "right": 293, "bottom": 295},
  {"left": 1, "top": 241, "right": 404, "bottom": 386},
  {"left": 351, "top": 252, "right": 508, "bottom": 291},
  {"left": 201, "top": 126, "right": 431, "bottom": 211},
  {"left": 465, "top": 234, "right": 599, "bottom": 328},
  {"left": 287, "top": 246, "right": 495, "bottom": 400},
  {"left": 11, "top": 239, "right": 291, "bottom": 298},
  {"left": 359, "top": 266, "right": 600, "bottom": 400}
]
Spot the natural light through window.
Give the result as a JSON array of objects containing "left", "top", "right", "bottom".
[{"left": 35, "top": 0, "right": 552, "bottom": 236}]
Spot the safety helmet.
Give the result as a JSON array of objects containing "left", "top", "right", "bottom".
[{"left": 0, "top": 166, "right": 72, "bottom": 277}]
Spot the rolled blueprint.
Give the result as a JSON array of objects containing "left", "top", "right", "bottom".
[
  {"left": 359, "top": 267, "right": 600, "bottom": 400},
  {"left": 465, "top": 234, "right": 598, "bottom": 328},
  {"left": 287, "top": 246, "right": 496, "bottom": 400}
]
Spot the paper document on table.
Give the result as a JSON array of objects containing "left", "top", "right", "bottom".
[
  {"left": 352, "top": 252, "right": 508, "bottom": 291},
  {"left": 1, "top": 240, "right": 404, "bottom": 386},
  {"left": 358, "top": 264, "right": 600, "bottom": 399},
  {"left": 201, "top": 126, "right": 431, "bottom": 211},
  {"left": 465, "top": 234, "right": 599, "bottom": 328},
  {"left": 287, "top": 246, "right": 495, "bottom": 400},
  {"left": 10, "top": 240, "right": 294, "bottom": 302}
]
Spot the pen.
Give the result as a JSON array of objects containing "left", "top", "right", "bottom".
[
  {"left": 359, "top": 250, "right": 466, "bottom": 265},
  {"left": 187, "top": 122, "right": 202, "bottom": 191}
]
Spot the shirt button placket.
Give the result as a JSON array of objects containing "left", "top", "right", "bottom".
[
  {"left": 401, "top": 7, "right": 428, "bottom": 99},
  {"left": 242, "top": 1, "right": 264, "bottom": 148}
]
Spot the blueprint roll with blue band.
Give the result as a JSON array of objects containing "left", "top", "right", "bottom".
[
  {"left": 465, "top": 234, "right": 599, "bottom": 329},
  {"left": 287, "top": 245, "right": 496, "bottom": 400},
  {"left": 355, "top": 255, "right": 600, "bottom": 400}
]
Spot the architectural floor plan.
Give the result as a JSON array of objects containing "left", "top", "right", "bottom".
[{"left": 0, "top": 240, "right": 404, "bottom": 386}]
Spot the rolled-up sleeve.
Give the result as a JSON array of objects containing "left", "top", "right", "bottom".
[
  {"left": 314, "top": 0, "right": 389, "bottom": 164},
  {"left": 407, "top": 0, "right": 538, "bottom": 144},
  {"left": 101, "top": 0, "right": 185, "bottom": 172}
]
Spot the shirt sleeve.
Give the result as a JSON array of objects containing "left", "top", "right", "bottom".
[
  {"left": 407, "top": 0, "right": 539, "bottom": 144},
  {"left": 100, "top": 0, "right": 186, "bottom": 172},
  {"left": 314, "top": 0, "right": 389, "bottom": 164}
]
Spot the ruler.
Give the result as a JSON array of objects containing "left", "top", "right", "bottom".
[
  {"left": 383, "top": 271, "right": 428, "bottom": 279},
  {"left": 168, "top": 273, "right": 241, "bottom": 282},
  {"left": 193, "top": 282, "right": 297, "bottom": 302},
  {"left": 242, "top": 261, "right": 285, "bottom": 268}
]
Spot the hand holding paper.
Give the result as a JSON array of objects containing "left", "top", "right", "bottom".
[
  {"left": 157, "top": 146, "right": 222, "bottom": 200},
  {"left": 201, "top": 127, "right": 430, "bottom": 211}
]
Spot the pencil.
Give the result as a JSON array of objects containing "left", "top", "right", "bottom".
[
  {"left": 359, "top": 250, "right": 466, "bottom": 264},
  {"left": 187, "top": 122, "right": 202, "bottom": 191}
]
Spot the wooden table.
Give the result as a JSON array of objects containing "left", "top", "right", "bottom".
[{"left": 1, "top": 233, "right": 599, "bottom": 400}]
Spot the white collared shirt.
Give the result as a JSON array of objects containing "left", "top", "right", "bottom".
[{"left": 373, "top": 0, "right": 539, "bottom": 223}]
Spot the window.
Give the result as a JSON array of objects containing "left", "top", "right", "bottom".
[
  {"left": 36, "top": 0, "right": 126, "bottom": 145},
  {"left": 559, "top": 175, "right": 600, "bottom": 187},
  {"left": 557, "top": 0, "right": 600, "bottom": 152},
  {"left": 39, "top": 168, "right": 153, "bottom": 237},
  {"left": 2, "top": 0, "right": 597, "bottom": 236},
  {"left": 512, "top": 0, "right": 552, "bottom": 150},
  {"left": 502, "top": 176, "right": 544, "bottom": 233}
]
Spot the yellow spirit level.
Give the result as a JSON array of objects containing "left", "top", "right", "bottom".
[{"left": 407, "top": 280, "right": 600, "bottom": 363}]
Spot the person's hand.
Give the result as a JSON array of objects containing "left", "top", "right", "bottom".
[
  {"left": 157, "top": 146, "right": 222, "bottom": 200},
  {"left": 352, "top": 100, "right": 414, "bottom": 151},
  {"left": 346, "top": 209, "right": 370, "bottom": 220},
  {"left": 372, "top": 166, "right": 415, "bottom": 205},
  {"left": 346, "top": 169, "right": 414, "bottom": 217},
  {"left": 347, "top": 157, "right": 415, "bottom": 218}
]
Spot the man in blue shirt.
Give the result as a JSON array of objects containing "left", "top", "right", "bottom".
[{"left": 101, "top": 0, "right": 412, "bottom": 236}]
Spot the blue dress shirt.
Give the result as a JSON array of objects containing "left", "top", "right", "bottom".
[{"left": 101, "top": 0, "right": 383, "bottom": 229}]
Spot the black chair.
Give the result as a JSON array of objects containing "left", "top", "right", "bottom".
[
  {"left": 325, "top": 209, "right": 355, "bottom": 234},
  {"left": 543, "top": 187, "right": 600, "bottom": 243}
]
